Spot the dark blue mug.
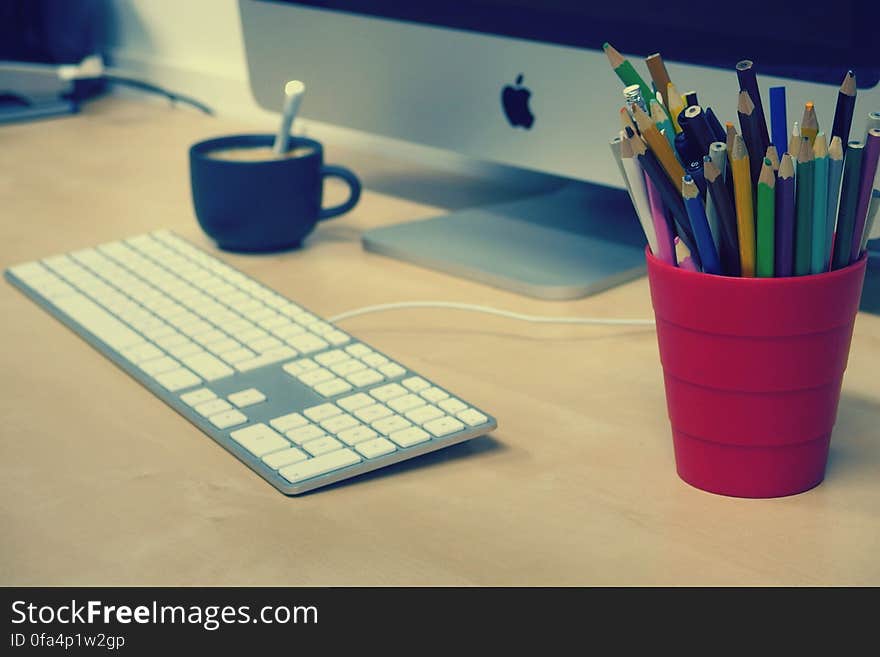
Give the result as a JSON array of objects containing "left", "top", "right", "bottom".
[{"left": 189, "top": 134, "right": 361, "bottom": 252}]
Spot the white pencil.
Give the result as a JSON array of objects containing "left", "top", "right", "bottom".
[
  {"left": 620, "top": 134, "right": 659, "bottom": 254},
  {"left": 272, "top": 80, "right": 306, "bottom": 155}
]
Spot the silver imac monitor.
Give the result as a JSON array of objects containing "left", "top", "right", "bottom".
[{"left": 239, "top": 0, "right": 879, "bottom": 299}]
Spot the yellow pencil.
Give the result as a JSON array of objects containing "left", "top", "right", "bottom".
[
  {"left": 632, "top": 104, "right": 686, "bottom": 186},
  {"left": 731, "top": 134, "right": 756, "bottom": 276},
  {"left": 666, "top": 82, "right": 685, "bottom": 133},
  {"left": 801, "top": 102, "right": 819, "bottom": 145}
]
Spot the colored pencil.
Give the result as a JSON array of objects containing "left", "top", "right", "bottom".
[
  {"left": 794, "top": 137, "right": 815, "bottom": 275},
  {"left": 603, "top": 43, "right": 653, "bottom": 104},
  {"left": 826, "top": 136, "right": 845, "bottom": 267},
  {"left": 811, "top": 133, "right": 829, "bottom": 274},
  {"left": 644, "top": 174, "right": 676, "bottom": 264},
  {"left": 620, "top": 107, "right": 639, "bottom": 136},
  {"left": 830, "top": 71, "right": 856, "bottom": 151},
  {"left": 628, "top": 132, "right": 700, "bottom": 260},
  {"left": 674, "top": 131, "right": 695, "bottom": 165},
  {"left": 650, "top": 99, "right": 676, "bottom": 150},
  {"left": 867, "top": 111, "right": 880, "bottom": 136},
  {"left": 683, "top": 175, "right": 721, "bottom": 274},
  {"left": 686, "top": 159, "right": 707, "bottom": 198},
  {"left": 756, "top": 157, "right": 776, "bottom": 277},
  {"left": 666, "top": 82, "right": 685, "bottom": 133},
  {"left": 623, "top": 84, "right": 648, "bottom": 114},
  {"left": 674, "top": 237, "right": 698, "bottom": 271},
  {"left": 800, "top": 102, "right": 819, "bottom": 145},
  {"left": 731, "top": 134, "right": 756, "bottom": 276},
  {"left": 704, "top": 157, "right": 740, "bottom": 275},
  {"left": 620, "top": 132, "right": 659, "bottom": 254},
  {"left": 725, "top": 122, "right": 737, "bottom": 155},
  {"left": 703, "top": 155, "right": 723, "bottom": 253},
  {"left": 769, "top": 86, "right": 787, "bottom": 158},
  {"left": 849, "top": 128, "right": 880, "bottom": 261},
  {"left": 683, "top": 105, "right": 715, "bottom": 158},
  {"left": 632, "top": 104, "right": 686, "bottom": 186},
  {"left": 683, "top": 90, "right": 699, "bottom": 107},
  {"left": 735, "top": 60, "right": 770, "bottom": 155},
  {"left": 775, "top": 153, "right": 796, "bottom": 277},
  {"left": 765, "top": 144, "right": 780, "bottom": 172},
  {"left": 737, "top": 90, "right": 764, "bottom": 186},
  {"left": 705, "top": 107, "right": 726, "bottom": 142},
  {"left": 645, "top": 53, "right": 672, "bottom": 101},
  {"left": 831, "top": 141, "right": 865, "bottom": 269},
  {"left": 789, "top": 121, "right": 800, "bottom": 157}
]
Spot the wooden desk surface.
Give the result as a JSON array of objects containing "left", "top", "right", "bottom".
[{"left": 2, "top": 99, "right": 879, "bottom": 586}]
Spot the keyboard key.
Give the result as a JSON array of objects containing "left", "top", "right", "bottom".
[
  {"left": 302, "top": 435, "right": 344, "bottom": 456},
  {"left": 308, "top": 321, "right": 335, "bottom": 336},
  {"left": 345, "top": 369, "right": 384, "bottom": 387},
  {"left": 421, "top": 387, "right": 449, "bottom": 403},
  {"left": 269, "top": 412, "right": 309, "bottom": 432},
  {"left": 194, "top": 398, "right": 233, "bottom": 417},
  {"left": 389, "top": 426, "right": 431, "bottom": 448},
  {"left": 372, "top": 415, "right": 412, "bottom": 435},
  {"left": 229, "top": 423, "right": 289, "bottom": 457},
  {"left": 355, "top": 437, "right": 396, "bottom": 458},
  {"left": 286, "top": 424, "right": 326, "bottom": 445},
  {"left": 154, "top": 367, "right": 201, "bottom": 391},
  {"left": 379, "top": 363, "right": 406, "bottom": 379},
  {"left": 330, "top": 360, "right": 365, "bottom": 376},
  {"left": 282, "top": 358, "right": 318, "bottom": 376},
  {"left": 337, "top": 425, "right": 379, "bottom": 446},
  {"left": 370, "top": 383, "right": 407, "bottom": 402},
  {"left": 279, "top": 449, "right": 361, "bottom": 484},
  {"left": 320, "top": 414, "right": 360, "bottom": 434},
  {"left": 249, "top": 336, "right": 283, "bottom": 352},
  {"left": 165, "top": 341, "right": 203, "bottom": 359},
  {"left": 423, "top": 416, "right": 465, "bottom": 437},
  {"left": 337, "top": 393, "right": 374, "bottom": 411},
  {"left": 220, "top": 347, "right": 255, "bottom": 364},
  {"left": 314, "top": 378, "right": 352, "bottom": 397},
  {"left": 180, "top": 352, "right": 234, "bottom": 381},
  {"left": 405, "top": 405, "right": 444, "bottom": 425},
  {"left": 209, "top": 409, "right": 248, "bottom": 430},
  {"left": 273, "top": 323, "right": 305, "bottom": 339},
  {"left": 121, "top": 343, "right": 164, "bottom": 364},
  {"left": 354, "top": 404, "right": 392, "bottom": 423},
  {"left": 139, "top": 356, "right": 181, "bottom": 376},
  {"left": 206, "top": 338, "right": 240, "bottom": 355},
  {"left": 457, "top": 408, "right": 489, "bottom": 426},
  {"left": 361, "top": 353, "right": 388, "bottom": 367},
  {"left": 298, "top": 368, "right": 335, "bottom": 386},
  {"left": 192, "top": 329, "right": 226, "bottom": 346},
  {"left": 345, "top": 344, "right": 372, "bottom": 358},
  {"left": 228, "top": 388, "right": 266, "bottom": 408},
  {"left": 325, "top": 331, "right": 350, "bottom": 345},
  {"left": 262, "top": 446, "right": 308, "bottom": 469},
  {"left": 180, "top": 388, "right": 216, "bottom": 407},
  {"left": 388, "top": 394, "right": 426, "bottom": 413},
  {"left": 402, "top": 377, "right": 430, "bottom": 392},
  {"left": 234, "top": 347, "right": 296, "bottom": 372},
  {"left": 438, "top": 398, "right": 468, "bottom": 414},
  {"left": 315, "top": 349, "right": 349, "bottom": 365},
  {"left": 303, "top": 403, "right": 341, "bottom": 422},
  {"left": 286, "top": 334, "right": 328, "bottom": 354}
]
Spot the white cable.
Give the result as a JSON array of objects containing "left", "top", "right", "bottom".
[{"left": 327, "top": 301, "right": 655, "bottom": 326}]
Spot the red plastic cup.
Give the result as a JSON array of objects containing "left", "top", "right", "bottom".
[{"left": 646, "top": 249, "right": 868, "bottom": 498}]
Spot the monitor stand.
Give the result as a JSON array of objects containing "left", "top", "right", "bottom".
[{"left": 361, "top": 181, "right": 648, "bottom": 300}]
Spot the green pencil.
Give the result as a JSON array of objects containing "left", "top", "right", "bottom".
[
  {"left": 603, "top": 42, "right": 653, "bottom": 104},
  {"left": 811, "top": 133, "right": 829, "bottom": 274},
  {"left": 756, "top": 158, "right": 776, "bottom": 277},
  {"left": 794, "top": 137, "right": 814, "bottom": 275},
  {"left": 831, "top": 141, "right": 866, "bottom": 270}
]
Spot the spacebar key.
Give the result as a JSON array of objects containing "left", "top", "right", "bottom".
[{"left": 279, "top": 449, "right": 362, "bottom": 484}]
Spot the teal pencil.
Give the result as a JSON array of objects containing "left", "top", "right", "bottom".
[
  {"left": 825, "top": 136, "right": 845, "bottom": 268},
  {"left": 650, "top": 99, "right": 676, "bottom": 150},
  {"left": 794, "top": 137, "right": 814, "bottom": 276},
  {"left": 811, "top": 133, "right": 829, "bottom": 274}
]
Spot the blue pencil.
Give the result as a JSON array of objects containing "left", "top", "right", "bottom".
[
  {"left": 811, "top": 133, "right": 829, "bottom": 274},
  {"left": 825, "top": 136, "right": 845, "bottom": 269},
  {"left": 682, "top": 175, "right": 722, "bottom": 274},
  {"left": 770, "top": 86, "right": 787, "bottom": 162}
]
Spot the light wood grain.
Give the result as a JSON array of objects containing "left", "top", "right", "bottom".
[{"left": 2, "top": 98, "right": 879, "bottom": 585}]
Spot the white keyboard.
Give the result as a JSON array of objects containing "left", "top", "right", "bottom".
[{"left": 6, "top": 230, "right": 497, "bottom": 494}]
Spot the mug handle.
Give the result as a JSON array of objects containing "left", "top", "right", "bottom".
[{"left": 318, "top": 165, "right": 362, "bottom": 220}]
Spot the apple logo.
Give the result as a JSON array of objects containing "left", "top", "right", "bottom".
[{"left": 501, "top": 74, "right": 534, "bottom": 129}]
